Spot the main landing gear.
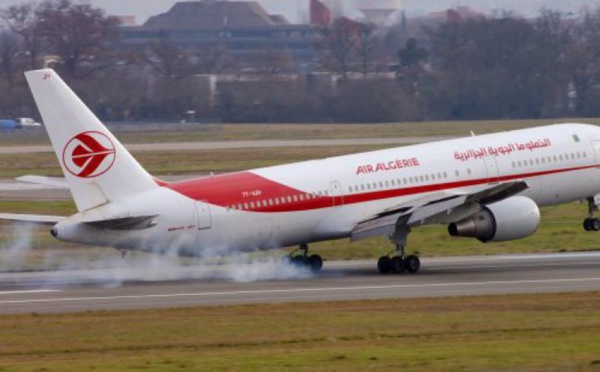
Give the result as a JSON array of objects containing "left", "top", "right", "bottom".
[
  {"left": 286, "top": 244, "right": 323, "bottom": 273},
  {"left": 583, "top": 197, "right": 600, "bottom": 232},
  {"left": 377, "top": 224, "right": 421, "bottom": 274},
  {"left": 377, "top": 247, "right": 421, "bottom": 274}
]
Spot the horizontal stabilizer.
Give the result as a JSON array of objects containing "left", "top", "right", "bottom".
[
  {"left": 83, "top": 215, "right": 158, "bottom": 230},
  {"left": 16, "top": 175, "right": 68, "bottom": 189},
  {"left": 0, "top": 213, "right": 65, "bottom": 225}
]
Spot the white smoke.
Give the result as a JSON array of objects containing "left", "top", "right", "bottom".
[
  {"left": 0, "top": 227, "right": 314, "bottom": 287},
  {"left": 0, "top": 223, "right": 35, "bottom": 272}
]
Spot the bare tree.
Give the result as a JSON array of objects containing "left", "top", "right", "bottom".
[
  {"left": 316, "top": 18, "right": 360, "bottom": 79},
  {"left": 0, "top": 2, "right": 41, "bottom": 70},
  {"left": 143, "top": 40, "right": 197, "bottom": 80},
  {"left": 0, "top": 31, "right": 21, "bottom": 86},
  {"left": 353, "top": 22, "right": 378, "bottom": 76},
  {"left": 35, "top": 0, "right": 121, "bottom": 78},
  {"left": 566, "top": 7, "right": 600, "bottom": 116}
]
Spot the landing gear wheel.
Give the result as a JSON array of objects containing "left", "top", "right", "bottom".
[
  {"left": 391, "top": 256, "right": 405, "bottom": 274},
  {"left": 583, "top": 218, "right": 600, "bottom": 232},
  {"left": 308, "top": 254, "right": 323, "bottom": 272},
  {"left": 285, "top": 244, "right": 323, "bottom": 273},
  {"left": 404, "top": 255, "right": 421, "bottom": 274},
  {"left": 584, "top": 218, "right": 592, "bottom": 231},
  {"left": 592, "top": 218, "right": 600, "bottom": 232},
  {"left": 290, "top": 255, "right": 306, "bottom": 266},
  {"left": 377, "top": 256, "right": 392, "bottom": 274}
]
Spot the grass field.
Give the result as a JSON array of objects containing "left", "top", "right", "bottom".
[{"left": 1, "top": 292, "right": 599, "bottom": 371}]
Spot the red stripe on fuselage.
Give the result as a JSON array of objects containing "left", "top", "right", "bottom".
[
  {"left": 164, "top": 165, "right": 598, "bottom": 213},
  {"left": 165, "top": 172, "right": 331, "bottom": 212}
]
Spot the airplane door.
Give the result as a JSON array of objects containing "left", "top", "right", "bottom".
[
  {"left": 330, "top": 181, "right": 344, "bottom": 207},
  {"left": 593, "top": 141, "right": 600, "bottom": 166},
  {"left": 195, "top": 201, "right": 212, "bottom": 230}
]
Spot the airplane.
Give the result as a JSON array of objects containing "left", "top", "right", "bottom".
[{"left": 3, "top": 68, "right": 600, "bottom": 275}]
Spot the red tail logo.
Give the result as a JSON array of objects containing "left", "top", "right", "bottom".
[{"left": 62, "top": 131, "right": 116, "bottom": 178}]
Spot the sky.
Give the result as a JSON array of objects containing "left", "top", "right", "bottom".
[{"left": 0, "top": 0, "right": 595, "bottom": 24}]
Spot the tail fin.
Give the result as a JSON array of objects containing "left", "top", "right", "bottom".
[{"left": 25, "top": 69, "right": 158, "bottom": 212}]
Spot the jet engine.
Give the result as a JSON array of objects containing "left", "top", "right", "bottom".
[{"left": 448, "top": 196, "right": 540, "bottom": 242}]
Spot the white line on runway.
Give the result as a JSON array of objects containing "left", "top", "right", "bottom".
[
  {"left": 1, "top": 277, "right": 600, "bottom": 305},
  {"left": 0, "top": 290, "right": 61, "bottom": 295}
]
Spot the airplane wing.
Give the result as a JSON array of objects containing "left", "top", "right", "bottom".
[
  {"left": 0, "top": 213, "right": 65, "bottom": 225},
  {"left": 15, "top": 175, "right": 69, "bottom": 189},
  {"left": 351, "top": 181, "right": 529, "bottom": 241}
]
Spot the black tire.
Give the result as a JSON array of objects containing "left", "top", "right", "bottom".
[
  {"left": 308, "top": 254, "right": 323, "bottom": 272},
  {"left": 391, "top": 256, "right": 405, "bottom": 274},
  {"left": 404, "top": 255, "right": 421, "bottom": 274},
  {"left": 377, "top": 256, "right": 392, "bottom": 274},
  {"left": 291, "top": 255, "right": 306, "bottom": 267},
  {"left": 592, "top": 218, "right": 600, "bottom": 232},
  {"left": 584, "top": 218, "right": 592, "bottom": 231}
]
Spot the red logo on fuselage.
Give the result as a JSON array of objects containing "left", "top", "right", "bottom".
[{"left": 62, "top": 131, "right": 116, "bottom": 178}]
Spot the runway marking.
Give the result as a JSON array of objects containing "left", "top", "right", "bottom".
[
  {"left": 1, "top": 277, "right": 600, "bottom": 305},
  {"left": 0, "top": 290, "right": 61, "bottom": 295}
]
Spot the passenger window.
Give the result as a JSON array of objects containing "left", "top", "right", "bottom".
[{"left": 293, "top": 195, "right": 298, "bottom": 202}]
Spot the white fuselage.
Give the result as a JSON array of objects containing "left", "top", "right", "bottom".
[{"left": 55, "top": 124, "right": 600, "bottom": 256}]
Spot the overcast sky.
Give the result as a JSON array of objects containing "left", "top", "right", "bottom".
[{"left": 0, "top": 0, "right": 595, "bottom": 24}]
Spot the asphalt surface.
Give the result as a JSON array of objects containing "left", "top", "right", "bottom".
[{"left": 1, "top": 253, "right": 599, "bottom": 314}]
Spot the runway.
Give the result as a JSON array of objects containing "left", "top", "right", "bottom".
[{"left": 1, "top": 253, "right": 599, "bottom": 314}]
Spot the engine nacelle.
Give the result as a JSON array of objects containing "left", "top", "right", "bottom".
[{"left": 448, "top": 196, "right": 540, "bottom": 242}]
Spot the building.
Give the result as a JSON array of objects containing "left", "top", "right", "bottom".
[{"left": 121, "top": 0, "right": 315, "bottom": 65}]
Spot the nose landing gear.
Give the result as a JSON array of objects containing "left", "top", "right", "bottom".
[{"left": 583, "top": 197, "right": 600, "bottom": 232}]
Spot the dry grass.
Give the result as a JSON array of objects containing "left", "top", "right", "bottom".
[{"left": 1, "top": 292, "right": 599, "bottom": 371}]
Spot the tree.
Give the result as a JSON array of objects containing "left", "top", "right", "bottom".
[
  {"left": 353, "top": 22, "right": 378, "bottom": 76},
  {"left": 34, "top": 0, "right": 121, "bottom": 78},
  {"left": 566, "top": 7, "right": 600, "bottom": 116},
  {"left": 316, "top": 18, "right": 360, "bottom": 79},
  {"left": 0, "top": 31, "right": 21, "bottom": 86},
  {"left": 0, "top": 2, "right": 41, "bottom": 70},
  {"left": 426, "top": 16, "right": 548, "bottom": 120}
]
